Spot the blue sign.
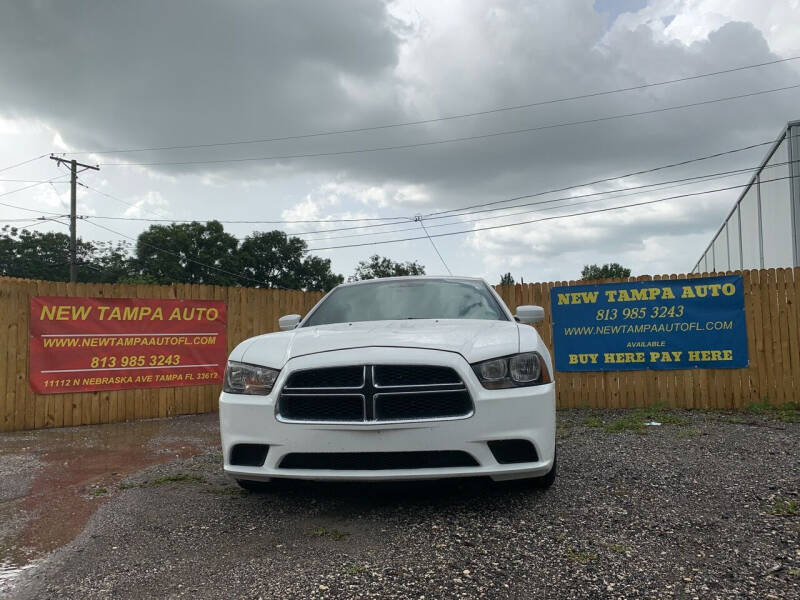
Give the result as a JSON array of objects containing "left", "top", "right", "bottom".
[{"left": 550, "top": 275, "right": 748, "bottom": 372}]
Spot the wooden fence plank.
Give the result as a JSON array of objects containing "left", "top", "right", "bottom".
[
  {"left": 0, "top": 283, "right": 10, "bottom": 432},
  {"left": 775, "top": 269, "right": 792, "bottom": 405},
  {"left": 789, "top": 268, "right": 800, "bottom": 406},
  {"left": 5, "top": 284, "right": 20, "bottom": 431}
]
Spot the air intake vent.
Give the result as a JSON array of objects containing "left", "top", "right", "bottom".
[
  {"left": 487, "top": 440, "right": 539, "bottom": 464},
  {"left": 279, "top": 451, "right": 478, "bottom": 470},
  {"left": 229, "top": 444, "right": 269, "bottom": 467}
]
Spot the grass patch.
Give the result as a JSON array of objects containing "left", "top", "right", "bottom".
[
  {"left": 599, "top": 405, "right": 689, "bottom": 433},
  {"left": 140, "top": 473, "right": 205, "bottom": 487},
  {"left": 777, "top": 403, "right": 799, "bottom": 423},
  {"left": 603, "top": 414, "right": 647, "bottom": 434},
  {"left": 744, "top": 400, "right": 799, "bottom": 423},
  {"left": 745, "top": 399, "right": 773, "bottom": 414},
  {"left": 675, "top": 427, "right": 702, "bottom": 439},
  {"left": 566, "top": 549, "right": 598, "bottom": 563},
  {"left": 598, "top": 541, "right": 630, "bottom": 554},
  {"left": 343, "top": 564, "right": 368, "bottom": 576},
  {"left": 583, "top": 417, "right": 603, "bottom": 428},
  {"left": 119, "top": 482, "right": 135, "bottom": 490},
  {"left": 88, "top": 487, "right": 108, "bottom": 497},
  {"left": 725, "top": 415, "right": 746, "bottom": 424},
  {"left": 656, "top": 412, "right": 690, "bottom": 426},
  {"left": 768, "top": 497, "right": 798, "bottom": 516}
]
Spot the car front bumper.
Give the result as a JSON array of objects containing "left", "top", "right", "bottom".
[{"left": 219, "top": 347, "right": 555, "bottom": 482}]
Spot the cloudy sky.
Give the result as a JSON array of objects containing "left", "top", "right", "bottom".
[{"left": 1, "top": 0, "right": 798, "bottom": 284}]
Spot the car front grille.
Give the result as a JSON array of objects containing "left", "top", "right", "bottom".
[{"left": 277, "top": 365, "right": 473, "bottom": 423}]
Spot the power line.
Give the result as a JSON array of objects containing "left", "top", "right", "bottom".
[
  {"left": 80, "top": 161, "right": 761, "bottom": 243},
  {"left": 0, "top": 154, "right": 48, "bottom": 174},
  {"left": 79, "top": 136, "right": 778, "bottom": 235},
  {"left": 95, "top": 84, "right": 800, "bottom": 168},
  {"left": 0, "top": 178, "right": 70, "bottom": 183},
  {"left": 424, "top": 140, "right": 782, "bottom": 218},
  {"left": 0, "top": 178, "right": 72, "bottom": 215},
  {"left": 60, "top": 56, "right": 800, "bottom": 156},
  {"left": 423, "top": 156, "right": 794, "bottom": 222},
  {"left": 76, "top": 182, "right": 409, "bottom": 224},
  {"left": 297, "top": 160, "right": 783, "bottom": 243},
  {"left": 305, "top": 175, "right": 793, "bottom": 252},
  {"left": 1, "top": 216, "right": 65, "bottom": 223},
  {"left": 0, "top": 217, "right": 70, "bottom": 231},
  {"left": 415, "top": 215, "right": 451, "bottom": 275},
  {"left": 78, "top": 182, "right": 175, "bottom": 221},
  {"left": 82, "top": 210, "right": 411, "bottom": 225}
]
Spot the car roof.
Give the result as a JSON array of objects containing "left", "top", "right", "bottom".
[{"left": 336, "top": 275, "right": 488, "bottom": 289}]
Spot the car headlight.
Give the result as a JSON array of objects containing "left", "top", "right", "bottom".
[
  {"left": 472, "top": 352, "right": 550, "bottom": 389},
  {"left": 223, "top": 361, "right": 280, "bottom": 395}
]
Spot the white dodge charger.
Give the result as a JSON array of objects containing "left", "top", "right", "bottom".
[{"left": 219, "top": 276, "right": 556, "bottom": 489}]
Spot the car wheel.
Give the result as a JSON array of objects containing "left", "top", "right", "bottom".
[
  {"left": 526, "top": 450, "right": 557, "bottom": 490},
  {"left": 235, "top": 478, "right": 271, "bottom": 493}
]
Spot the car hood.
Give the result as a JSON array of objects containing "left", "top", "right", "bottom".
[{"left": 236, "top": 319, "right": 521, "bottom": 367}]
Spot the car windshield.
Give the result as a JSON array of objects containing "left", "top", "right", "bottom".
[{"left": 303, "top": 279, "right": 507, "bottom": 326}]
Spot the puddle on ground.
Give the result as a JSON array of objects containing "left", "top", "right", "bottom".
[
  {"left": 0, "top": 559, "right": 38, "bottom": 595},
  {"left": 0, "top": 414, "right": 220, "bottom": 594}
]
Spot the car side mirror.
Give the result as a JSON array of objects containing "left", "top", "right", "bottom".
[
  {"left": 515, "top": 305, "right": 545, "bottom": 324},
  {"left": 279, "top": 314, "right": 301, "bottom": 331}
]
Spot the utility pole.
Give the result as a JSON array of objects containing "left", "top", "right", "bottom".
[{"left": 50, "top": 155, "right": 99, "bottom": 283}]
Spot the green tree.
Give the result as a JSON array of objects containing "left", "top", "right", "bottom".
[
  {"left": 133, "top": 221, "right": 240, "bottom": 286},
  {"left": 0, "top": 226, "right": 99, "bottom": 281},
  {"left": 499, "top": 272, "right": 515, "bottom": 286},
  {"left": 581, "top": 263, "right": 631, "bottom": 281},
  {"left": 238, "top": 230, "right": 343, "bottom": 290},
  {"left": 349, "top": 254, "right": 425, "bottom": 281},
  {"left": 84, "top": 240, "right": 136, "bottom": 283},
  {"left": 1, "top": 222, "right": 344, "bottom": 289}
]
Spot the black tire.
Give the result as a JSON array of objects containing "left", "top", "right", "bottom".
[
  {"left": 235, "top": 478, "right": 272, "bottom": 493},
  {"left": 525, "top": 449, "right": 557, "bottom": 490}
]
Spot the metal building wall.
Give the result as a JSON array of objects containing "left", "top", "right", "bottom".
[{"left": 692, "top": 120, "right": 800, "bottom": 273}]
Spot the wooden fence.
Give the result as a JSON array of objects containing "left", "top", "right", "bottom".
[
  {"left": 0, "top": 277, "right": 322, "bottom": 432},
  {"left": 495, "top": 268, "right": 800, "bottom": 410},
  {"left": 1, "top": 268, "right": 798, "bottom": 431}
]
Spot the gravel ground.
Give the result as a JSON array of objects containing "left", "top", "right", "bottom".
[{"left": 10, "top": 409, "right": 800, "bottom": 599}]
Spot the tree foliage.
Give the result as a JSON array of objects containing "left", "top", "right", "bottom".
[
  {"left": 349, "top": 254, "right": 425, "bottom": 281},
  {"left": 499, "top": 272, "right": 515, "bottom": 286},
  {"left": 0, "top": 226, "right": 132, "bottom": 283},
  {"left": 0, "top": 222, "right": 343, "bottom": 290},
  {"left": 581, "top": 263, "right": 631, "bottom": 281},
  {"left": 238, "top": 230, "right": 343, "bottom": 291},
  {"left": 133, "top": 221, "right": 240, "bottom": 286}
]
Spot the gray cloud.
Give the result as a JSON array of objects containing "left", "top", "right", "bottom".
[
  {"left": 0, "top": 0, "right": 798, "bottom": 282},
  {"left": 0, "top": 0, "right": 401, "bottom": 167}
]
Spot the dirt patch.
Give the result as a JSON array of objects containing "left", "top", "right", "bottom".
[{"left": 0, "top": 414, "right": 219, "bottom": 595}]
